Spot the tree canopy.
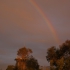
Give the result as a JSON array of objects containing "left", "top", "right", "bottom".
[
  {"left": 46, "top": 40, "right": 70, "bottom": 70},
  {"left": 17, "top": 47, "right": 32, "bottom": 59},
  {"left": 26, "top": 56, "right": 39, "bottom": 70}
]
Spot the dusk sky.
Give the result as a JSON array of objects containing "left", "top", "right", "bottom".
[{"left": 0, "top": 0, "right": 70, "bottom": 70}]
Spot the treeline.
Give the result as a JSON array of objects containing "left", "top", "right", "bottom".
[
  {"left": 6, "top": 47, "right": 39, "bottom": 70},
  {"left": 6, "top": 40, "right": 70, "bottom": 70},
  {"left": 46, "top": 40, "right": 70, "bottom": 70}
]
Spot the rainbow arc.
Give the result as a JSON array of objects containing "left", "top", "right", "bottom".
[{"left": 29, "top": 0, "right": 60, "bottom": 44}]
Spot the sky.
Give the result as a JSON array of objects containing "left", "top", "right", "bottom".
[{"left": 0, "top": 0, "right": 70, "bottom": 70}]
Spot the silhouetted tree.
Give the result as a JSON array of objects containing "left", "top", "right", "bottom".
[
  {"left": 46, "top": 40, "right": 70, "bottom": 70},
  {"left": 26, "top": 56, "right": 39, "bottom": 70},
  {"left": 15, "top": 47, "right": 32, "bottom": 70},
  {"left": 6, "top": 65, "right": 15, "bottom": 70},
  {"left": 15, "top": 47, "right": 39, "bottom": 70}
]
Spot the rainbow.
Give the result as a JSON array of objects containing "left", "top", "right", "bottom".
[{"left": 29, "top": 0, "right": 60, "bottom": 44}]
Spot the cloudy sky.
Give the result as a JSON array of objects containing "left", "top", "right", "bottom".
[{"left": 0, "top": 0, "right": 70, "bottom": 70}]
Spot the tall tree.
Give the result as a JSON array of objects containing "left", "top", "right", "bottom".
[
  {"left": 46, "top": 40, "right": 70, "bottom": 70},
  {"left": 15, "top": 47, "right": 39, "bottom": 70},
  {"left": 15, "top": 47, "right": 32, "bottom": 70}
]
